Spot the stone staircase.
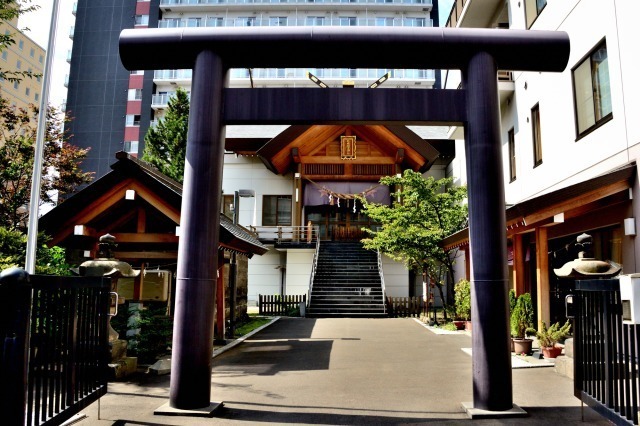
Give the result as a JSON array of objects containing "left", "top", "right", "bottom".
[{"left": 307, "top": 241, "right": 387, "bottom": 317}]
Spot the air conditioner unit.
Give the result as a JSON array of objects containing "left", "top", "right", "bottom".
[{"left": 620, "top": 274, "right": 640, "bottom": 324}]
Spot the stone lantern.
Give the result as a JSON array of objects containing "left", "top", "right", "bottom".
[
  {"left": 554, "top": 233, "right": 621, "bottom": 279},
  {"left": 76, "top": 233, "right": 140, "bottom": 378}
]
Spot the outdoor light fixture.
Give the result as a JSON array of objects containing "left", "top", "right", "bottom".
[
  {"left": 307, "top": 71, "right": 328, "bottom": 88},
  {"left": 369, "top": 72, "right": 390, "bottom": 89},
  {"left": 625, "top": 218, "right": 636, "bottom": 236},
  {"left": 125, "top": 189, "right": 136, "bottom": 200}
]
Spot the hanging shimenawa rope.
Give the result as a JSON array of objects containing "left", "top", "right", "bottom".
[{"left": 305, "top": 177, "right": 382, "bottom": 201}]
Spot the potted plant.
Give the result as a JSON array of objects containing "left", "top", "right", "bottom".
[
  {"left": 510, "top": 293, "right": 535, "bottom": 355},
  {"left": 536, "top": 320, "right": 571, "bottom": 359},
  {"left": 454, "top": 279, "right": 471, "bottom": 330}
]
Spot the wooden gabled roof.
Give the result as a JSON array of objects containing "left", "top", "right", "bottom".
[
  {"left": 256, "top": 124, "right": 441, "bottom": 177},
  {"left": 39, "top": 152, "right": 268, "bottom": 260}
]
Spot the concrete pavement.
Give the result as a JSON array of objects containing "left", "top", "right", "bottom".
[{"left": 77, "top": 317, "right": 609, "bottom": 425}]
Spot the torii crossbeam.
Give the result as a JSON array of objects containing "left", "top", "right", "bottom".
[{"left": 119, "top": 26, "right": 570, "bottom": 417}]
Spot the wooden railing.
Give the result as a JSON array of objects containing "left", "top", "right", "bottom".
[
  {"left": 259, "top": 294, "right": 307, "bottom": 316},
  {"left": 387, "top": 296, "right": 424, "bottom": 318},
  {"left": 251, "top": 225, "right": 319, "bottom": 245}
]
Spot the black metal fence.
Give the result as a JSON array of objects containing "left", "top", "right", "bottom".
[
  {"left": 0, "top": 269, "right": 111, "bottom": 426},
  {"left": 258, "top": 294, "right": 306, "bottom": 316},
  {"left": 572, "top": 278, "right": 640, "bottom": 425}
]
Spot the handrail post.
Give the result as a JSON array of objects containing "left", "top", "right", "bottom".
[{"left": 0, "top": 267, "right": 32, "bottom": 426}]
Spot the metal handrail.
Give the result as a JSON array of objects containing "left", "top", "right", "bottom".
[
  {"left": 307, "top": 236, "right": 321, "bottom": 307},
  {"left": 377, "top": 249, "right": 387, "bottom": 313}
]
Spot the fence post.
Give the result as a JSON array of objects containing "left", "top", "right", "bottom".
[{"left": 0, "top": 267, "right": 32, "bottom": 426}]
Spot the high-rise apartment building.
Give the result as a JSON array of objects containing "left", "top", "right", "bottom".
[
  {"left": 0, "top": 15, "right": 45, "bottom": 110},
  {"left": 67, "top": 0, "right": 440, "bottom": 179}
]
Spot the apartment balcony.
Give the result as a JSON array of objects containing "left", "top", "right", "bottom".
[
  {"left": 72, "top": 2, "right": 77, "bottom": 15},
  {"left": 158, "top": 17, "right": 433, "bottom": 28},
  {"left": 233, "top": 67, "right": 435, "bottom": 85},
  {"left": 69, "top": 26, "right": 74, "bottom": 39},
  {"left": 153, "top": 69, "right": 193, "bottom": 84},
  {"left": 66, "top": 49, "right": 72, "bottom": 64},
  {"left": 445, "top": 0, "right": 508, "bottom": 29},
  {"left": 160, "top": 0, "right": 432, "bottom": 13},
  {"left": 151, "top": 92, "right": 192, "bottom": 110}
]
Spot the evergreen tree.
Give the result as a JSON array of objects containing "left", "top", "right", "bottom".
[{"left": 142, "top": 88, "right": 189, "bottom": 183}]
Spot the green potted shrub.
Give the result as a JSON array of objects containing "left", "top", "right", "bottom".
[
  {"left": 508, "top": 289, "right": 516, "bottom": 351},
  {"left": 536, "top": 320, "right": 571, "bottom": 359},
  {"left": 454, "top": 279, "right": 471, "bottom": 330},
  {"left": 510, "top": 293, "right": 535, "bottom": 355}
]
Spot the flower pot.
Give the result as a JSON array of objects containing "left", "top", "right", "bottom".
[
  {"left": 453, "top": 320, "right": 465, "bottom": 330},
  {"left": 542, "top": 345, "right": 563, "bottom": 359},
  {"left": 513, "top": 338, "right": 533, "bottom": 355}
]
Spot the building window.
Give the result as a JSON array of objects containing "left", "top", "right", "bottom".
[
  {"left": 13, "top": 81, "right": 19, "bottom": 90},
  {"left": 128, "top": 88, "right": 143, "bottom": 100},
  {"left": 573, "top": 40, "right": 612, "bottom": 138},
  {"left": 130, "top": 70, "right": 144, "bottom": 75},
  {"left": 376, "top": 17, "right": 394, "bottom": 27},
  {"left": 508, "top": 128, "right": 516, "bottom": 182},
  {"left": 525, "top": 0, "right": 547, "bottom": 28},
  {"left": 135, "top": 15, "right": 149, "bottom": 26},
  {"left": 339, "top": 17, "right": 357, "bottom": 26},
  {"left": 262, "top": 195, "right": 292, "bottom": 226},
  {"left": 126, "top": 114, "right": 141, "bottom": 126},
  {"left": 237, "top": 17, "right": 256, "bottom": 27},
  {"left": 30, "top": 47, "right": 34, "bottom": 57},
  {"left": 124, "top": 141, "right": 139, "bottom": 154},
  {"left": 1, "top": 50, "right": 7, "bottom": 60},
  {"left": 34, "top": 93, "right": 39, "bottom": 101},
  {"left": 38, "top": 54, "right": 43, "bottom": 63},
  {"left": 16, "top": 60, "right": 21, "bottom": 69},
  {"left": 531, "top": 104, "right": 542, "bottom": 167},
  {"left": 306, "top": 17, "right": 325, "bottom": 26},
  {"left": 25, "top": 87, "right": 30, "bottom": 96},
  {"left": 269, "top": 17, "right": 287, "bottom": 27},
  {"left": 187, "top": 17, "right": 201, "bottom": 27},
  {"left": 18, "top": 39, "right": 23, "bottom": 50},
  {"left": 405, "top": 17, "right": 427, "bottom": 27},
  {"left": 208, "top": 17, "right": 224, "bottom": 27}
]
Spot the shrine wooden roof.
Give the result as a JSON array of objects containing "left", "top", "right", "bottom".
[
  {"left": 39, "top": 152, "right": 268, "bottom": 261},
  {"left": 252, "top": 124, "right": 444, "bottom": 180}
]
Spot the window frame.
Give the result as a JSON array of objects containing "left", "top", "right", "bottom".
[
  {"left": 525, "top": 0, "right": 547, "bottom": 29},
  {"left": 508, "top": 127, "right": 516, "bottom": 183},
  {"left": 531, "top": 103, "right": 543, "bottom": 167},
  {"left": 571, "top": 38, "right": 613, "bottom": 141},
  {"left": 262, "top": 195, "right": 292, "bottom": 226}
]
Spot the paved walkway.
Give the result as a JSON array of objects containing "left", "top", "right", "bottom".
[{"left": 78, "top": 318, "right": 609, "bottom": 425}]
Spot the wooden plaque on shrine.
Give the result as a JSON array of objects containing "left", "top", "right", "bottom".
[{"left": 340, "top": 135, "right": 356, "bottom": 160}]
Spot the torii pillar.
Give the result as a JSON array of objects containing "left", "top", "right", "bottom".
[{"left": 119, "top": 27, "right": 570, "bottom": 417}]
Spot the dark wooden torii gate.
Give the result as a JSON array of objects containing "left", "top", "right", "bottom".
[{"left": 119, "top": 26, "right": 570, "bottom": 417}]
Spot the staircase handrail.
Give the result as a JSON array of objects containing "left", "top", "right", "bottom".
[
  {"left": 307, "top": 233, "right": 321, "bottom": 305},
  {"left": 377, "top": 249, "right": 387, "bottom": 314},
  {"left": 250, "top": 225, "right": 319, "bottom": 245}
]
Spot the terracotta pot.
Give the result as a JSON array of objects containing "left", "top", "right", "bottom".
[
  {"left": 453, "top": 320, "right": 465, "bottom": 330},
  {"left": 513, "top": 338, "right": 533, "bottom": 355},
  {"left": 542, "top": 345, "right": 563, "bottom": 359}
]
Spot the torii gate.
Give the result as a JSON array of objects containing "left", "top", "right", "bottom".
[{"left": 119, "top": 26, "right": 569, "bottom": 417}]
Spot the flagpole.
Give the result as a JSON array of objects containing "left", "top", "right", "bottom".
[{"left": 25, "top": 0, "right": 61, "bottom": 273}]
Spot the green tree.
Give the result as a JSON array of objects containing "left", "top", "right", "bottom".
[
  {"left": 142, "top": 88, "right": 189, "bottom": 183},
  {"left": 0, "top": 99, "right": 93, "bottom": 231},
  {"left": 0, "top": 0, "right": 41, "bottom": 83},
  {"left": 361, "top": 170, "right": 468, "bottom": 317},
  {"left": 0, "top": 226, "right": 71, "bottom": 275}
]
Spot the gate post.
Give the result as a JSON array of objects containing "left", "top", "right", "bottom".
[
  {"left": 0, "top": 267, "right": 31, "bottom": 425},
  {"left": 463, "top": 52, "right": 515, "bottom": 413},
  {"left": 165, "top": 50, "right": 226, "bottom": 413}
]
